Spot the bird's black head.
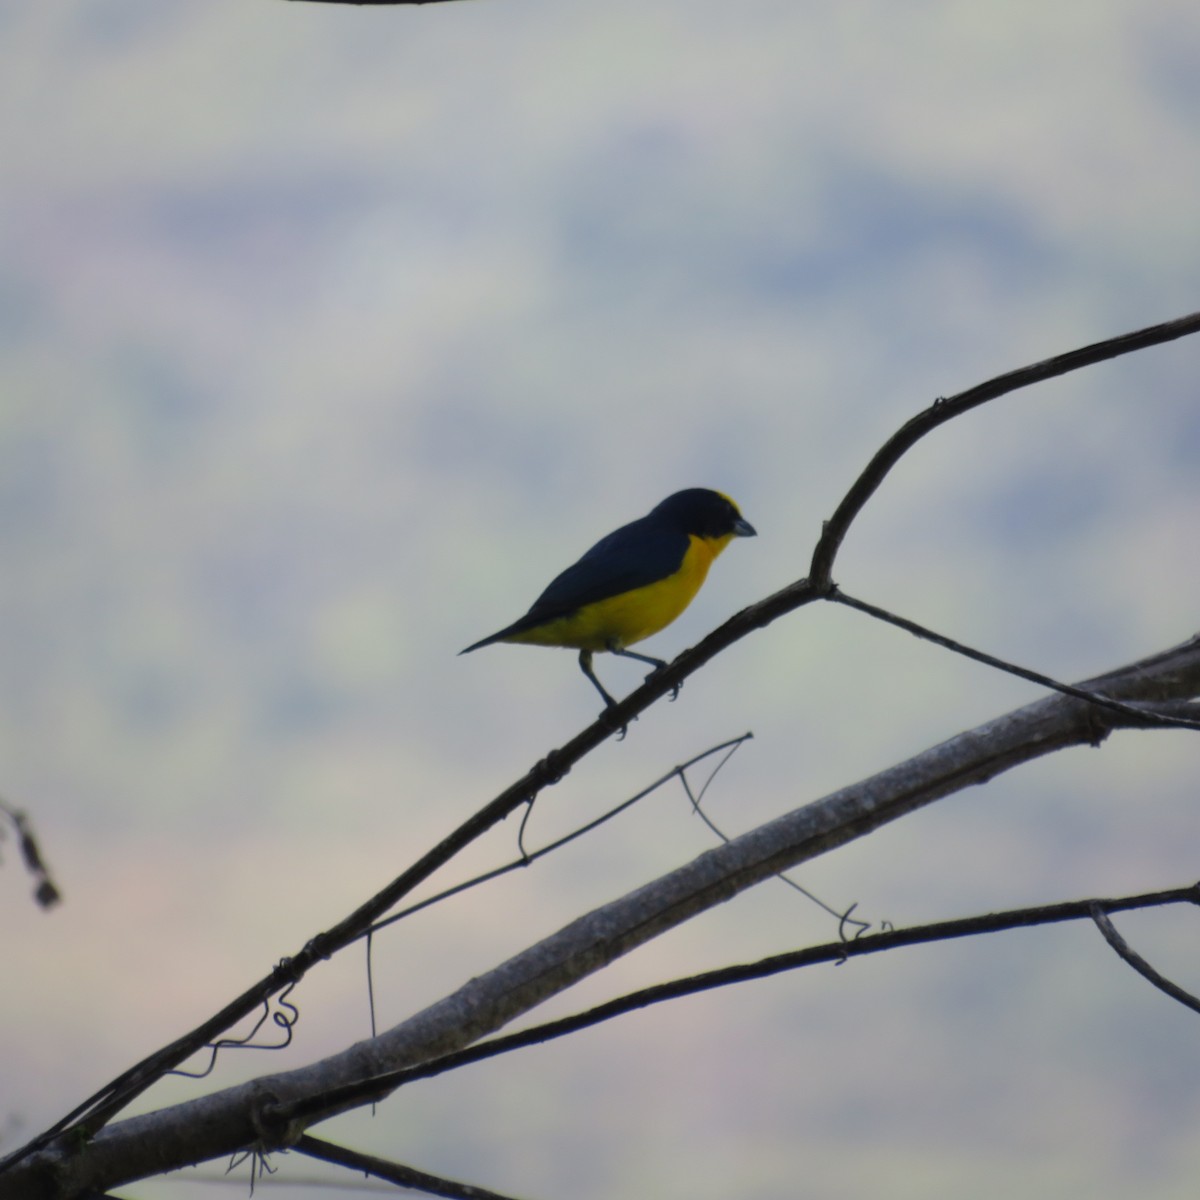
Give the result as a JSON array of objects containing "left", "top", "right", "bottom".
[{"left": 651, "top": 488, "right": 757, "bottom": 540}]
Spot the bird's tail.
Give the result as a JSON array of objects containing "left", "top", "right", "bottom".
[{"left": 459, "top": 631, "right": 505, "bottom": 655}]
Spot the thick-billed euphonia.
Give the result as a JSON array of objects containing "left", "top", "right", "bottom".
[{"left": 461, "top": 488, "right": 756, "bottom": 708}]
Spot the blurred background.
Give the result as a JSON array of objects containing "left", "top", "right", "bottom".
[{"left": 3, "top": 1, "right": 1200, "bottom": 1197}]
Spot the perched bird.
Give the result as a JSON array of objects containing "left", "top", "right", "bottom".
[{"left": 461, "top": 488, "right": 756, "bottom": 709}]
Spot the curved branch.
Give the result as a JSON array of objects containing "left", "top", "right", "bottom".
[
  {"left": 368, "top": 734, "right": 753, "bottom": 934},
  {"left": 808, "top": 309, "right": 1200, "bottom": 585},
  {"left": 1090, "top": 904, "right": 1200, "bottom": 1016}
]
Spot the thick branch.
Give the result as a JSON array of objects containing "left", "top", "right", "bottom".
[
  {"left": 281, "top": 884, "right": 1200, "bottom": 1114},
  {"left": 14, "top": 635, "right": 1200, "bottom": 1198}
]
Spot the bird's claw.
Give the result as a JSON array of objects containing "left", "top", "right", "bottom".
[
  {"left": 604, "top": 709, "right": 635, "bottom": 740},
  {"left": 644, "top": 663, "right": 682, "bottom": 702}
]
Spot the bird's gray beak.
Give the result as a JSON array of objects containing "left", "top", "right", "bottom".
[{"left": 733, "top": 517, "right": 756, "bottom": 537}]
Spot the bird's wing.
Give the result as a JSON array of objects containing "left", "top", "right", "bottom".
[
  {"left": 459, "top": 517, "right": 691, "bottom": 653},
  {"left": 516, "top": 518, "right": 690, "bottom": 627}
]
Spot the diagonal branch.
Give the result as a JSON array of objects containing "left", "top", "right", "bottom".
[
  {"left": 829, "top": 589, "right": 1200, "bottom": 731},
  {"left": 13, "top": 634, "right": 1200, "bottom": 1199}
]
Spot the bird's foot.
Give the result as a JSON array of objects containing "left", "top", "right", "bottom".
[
  {"left": 644, "top": 662, "right": 683, "bottom": 701},
  {"left": 599, "top": 701, "right": 634, "bottom": 741}
]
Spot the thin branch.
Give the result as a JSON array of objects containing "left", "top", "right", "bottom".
[
  {"left": 360, "top": 737, "right": 748, "bottom": 1069},
  {"left": 807, "top": 309, "right": 1200, "bottom": 585},
  {"left": 829, "top": 589, "right": 1200, "bottom": 731},
  {"left": 368, "top": 734, "right": 753, "bottom": 936},
  {"left": 293, "top": 1136, "right": 524, "bottom": 1200},
  {"left": 1089, "top": 903, "right": 1200, "bottom": 1016},
  {"left": 677, "top": 752, "right": 868, "bottom": 931},
  {"left": 0, "top": 795, "right": 62, "bottom": 910},
  {"left": 269, "top": 884, "right": 1200, "bottom": 1120}
]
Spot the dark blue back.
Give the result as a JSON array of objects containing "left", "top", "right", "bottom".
[{"left": 513, "top": 515, "right": 690, "bottom": 630}]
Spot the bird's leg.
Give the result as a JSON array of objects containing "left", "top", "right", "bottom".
[
  {"left": 609, "top": 646, "right": 668, "bottom": 672},
  {"left": 578, "top": 649, "right": 618, "bottom": 708},
  {"left": 608, "top": 644, "right": 681, "bottom": 701},
  {"left": 578, "top": 650, "right": 631, "bottom": 739}
]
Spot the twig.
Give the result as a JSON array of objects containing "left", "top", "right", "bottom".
[
  {"left": 677, "top": 750, "right": 868, "bottom": 933},
  {"left": 1089, "top": 903, "right": 1200, "bottom": 1016},
  {"left": 367, "top": 734, "right": 753, "bottom": 936},
  {"left": 359, "top": 738, "right": 749, "bottom": 1065},
  {"left": 294, "top": 1135, "right": 527, "bottom": 1200},
  {"left": 169, "top": 975, "right": 299, "bottom": 1081},
  {"left": 0, "top": 796, "right": 62, "bottom": 910},
  {"left": 829, "top": 589, "right": 1200, "bottom": 731}
]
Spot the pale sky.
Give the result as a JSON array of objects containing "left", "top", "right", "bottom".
[{"left": 3, "top": 3, "right": 1200, "bottom": 1198}]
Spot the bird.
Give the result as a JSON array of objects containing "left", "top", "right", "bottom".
[{"left": 460, "top": 488, "right": 756, "bottom": 710}]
